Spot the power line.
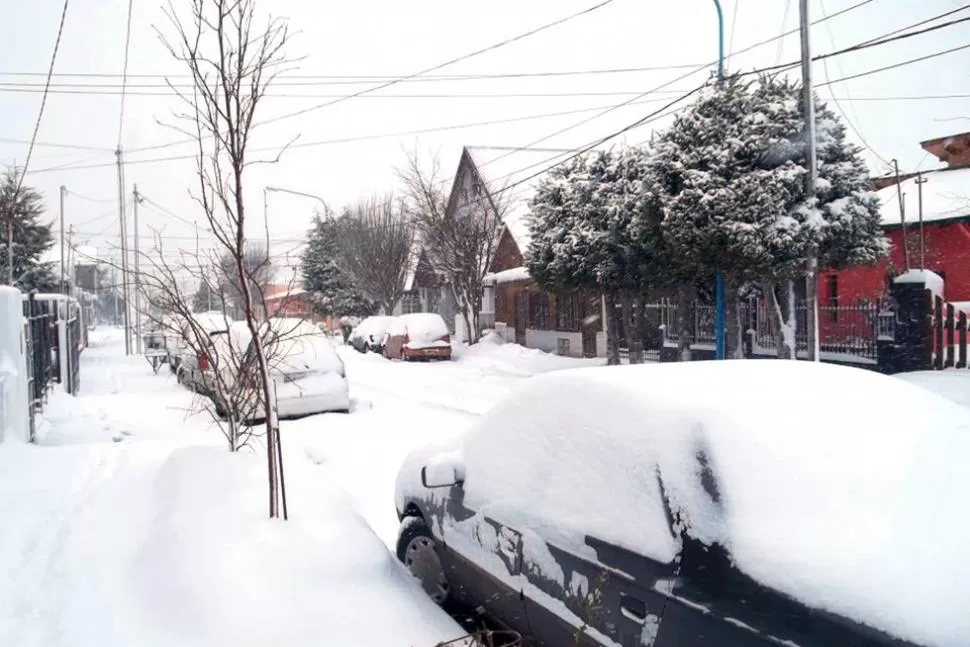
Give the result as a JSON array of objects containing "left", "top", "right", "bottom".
[
  {"left": 25, "top": 22, "right": 965, "bottom": 178},
  {"left": 0, "top": 63, "right": 718, "bottom": 85},
  {"left": 118, "top": 0, "right": 134, "bottom": 145},
  {"left": 125, "top": 0, "right": 876, "bottom": 157},
  {"left": 11, "top": 0, "right": 71, "bottom": 195},
  {"left": 817, "top": 42, "right": 970, "bottom": 87},
  {"left": 816, "top": 0, "right": 891, "bottom": 169},
  {"left": 0, "top": 137, "right": 113, "bottom": 152}
]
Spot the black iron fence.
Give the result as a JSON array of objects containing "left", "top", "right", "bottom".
[
  {"left": 23, "top": 294, "right": 59, "bottom": 440},
  {"left": 658, "top": 298, "right": 882, "bottom": 363}
]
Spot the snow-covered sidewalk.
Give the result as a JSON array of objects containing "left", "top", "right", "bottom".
[{"left": 0, "top": 328, "right": 464, "bottom": 647}]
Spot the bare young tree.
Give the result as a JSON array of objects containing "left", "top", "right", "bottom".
[
  {"left": 399, "top": 151, "right": 505, "bottom": 344},
  {"left": 158, "top": 0, "right": 291, "bottom": 518},
  {"left": 335, "top": 193, "right": 414, "bottom": 315}
]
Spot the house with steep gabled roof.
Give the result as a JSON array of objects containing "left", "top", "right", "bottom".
[{"left": 440, "top": 145, "right": 609, "bottom": 357}]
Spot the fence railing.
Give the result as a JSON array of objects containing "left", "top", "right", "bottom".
[
  {"left": 931, "top": 296, "right": 969, "bottom": 370},
  {"left": 660, "top": 298, "right": 881, "bottom": 361}
]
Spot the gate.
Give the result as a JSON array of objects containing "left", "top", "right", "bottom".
[{"left": 22, "top": 295, "right": 58, "bottom": 440}]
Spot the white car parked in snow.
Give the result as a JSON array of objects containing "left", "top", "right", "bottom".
[{"left": 212, "top": 318, "right": 350, "bottom": 421}]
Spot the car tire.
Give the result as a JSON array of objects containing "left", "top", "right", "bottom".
[{"left": 396, "top": 517, "right": 451, "bottom": 606}]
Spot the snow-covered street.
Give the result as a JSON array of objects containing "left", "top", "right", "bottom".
[{"left": 0, "top": 328, "right": 596, "bottom": 647}]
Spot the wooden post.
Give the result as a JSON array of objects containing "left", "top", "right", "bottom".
[
  {"left": 957, "top": 311, "right": 968, "bottom": 370},
  {"left": 945, "top": 303, "right": 955, "bottom": 369},
  {"left": 934, "top": 296, "right": 944, "bottom": 371}
]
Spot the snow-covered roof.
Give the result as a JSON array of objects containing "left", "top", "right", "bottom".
[
  {"left": 465, "top": 146, "right": 571, "bottom": 254},
  {"left": 877, "top": 166, "right": 970, "bottom": 226},
  {"left": 483, "top": 266, "right": 530, "bottom": 285}
]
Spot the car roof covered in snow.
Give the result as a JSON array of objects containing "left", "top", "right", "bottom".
[
  {"left": 407, "top": 360, "right": 970, "bottom": 647},
  {"left": 388, "top": 312, "right": 449, "bottom": 341},
  {"left": 351, "top": 316, "right": 396, "bottom": 341},
  {"left": 262, "top": 318, "right": 342, "bottom": 375}
]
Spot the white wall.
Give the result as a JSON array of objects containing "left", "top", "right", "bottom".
[
  {"left": 0, "top": 287, "right": 30, "bottom": 443},
  {"left": 525, "top": 329, "right": 585, "bottom": 358}
]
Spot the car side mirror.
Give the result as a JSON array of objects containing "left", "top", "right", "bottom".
[{"left": 421, "top": 463, "right": 464, "bottom": 489}]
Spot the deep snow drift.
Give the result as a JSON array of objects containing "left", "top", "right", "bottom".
[{"left": 0, "top": 328, "right": 466, "bottom": 647}]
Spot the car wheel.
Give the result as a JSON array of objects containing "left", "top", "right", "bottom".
[{"left": 396, "top": 517, "right": 450, "bottom": 606}]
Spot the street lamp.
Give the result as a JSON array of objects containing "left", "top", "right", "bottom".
[{"left": 263, "top": 185, "right": 328, "bottom": 235}]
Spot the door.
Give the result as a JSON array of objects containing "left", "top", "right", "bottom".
[
  {"left": 514, "top": 293, "right": 529, "bottom": 346},
  {"left": 581, "top": 294, "right": 601, "bottom": 358},
  {"left": 437, "top": 488, "right": 531, "bottom": 636}
]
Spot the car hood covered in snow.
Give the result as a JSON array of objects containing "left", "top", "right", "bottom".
[{"left": 396, "top": 360, "right": 970, "bottom": 647}]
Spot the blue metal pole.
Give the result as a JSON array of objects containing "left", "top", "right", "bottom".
[{"left": 712, "top": 0, "right": 727, "bottom": 360}]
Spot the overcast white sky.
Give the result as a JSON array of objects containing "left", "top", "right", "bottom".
[{"left": 1, "top": 0, "right": 967, "bottom": 272}]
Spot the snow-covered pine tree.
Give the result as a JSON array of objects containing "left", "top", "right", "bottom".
[
  {"left": 527, "top": 147, "right": 671, "bottom": 364},
  {"left": 0, "top": 166, "right": 58, "bottom": 292},
  {"left": 654, "top": 74, "right": 886, "bottom": 359},
  {"left": 301, "top": 214, "right": 376, "bottom": 318}
]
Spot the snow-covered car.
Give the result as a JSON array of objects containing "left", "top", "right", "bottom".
[
  {"left": 382, "top": 313, "right": 452, "bottom": 361},
  {"left": 237, "top": 318, "right": 351, "bottom": 421},
  {"left": 394, "top": 360, "right": 970, "bottom": 647},
  {"left": 176, "top": 311, "right": 234, "bottom": 394},
  {"left": 349, "top": 315, "right": 396, "bottom": 354}
]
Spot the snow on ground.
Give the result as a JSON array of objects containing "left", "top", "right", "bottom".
[
  {"left": 285, "top": 333, "right": 600, "bottom": 547},
  {"left": 0, "top": 328, "right": 466, "bottom": 647},
  {"left": 896, "top": 370, "right": 970, "bottom": 410}
]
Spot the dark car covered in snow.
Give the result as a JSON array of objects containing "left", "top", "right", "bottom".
[{"left": 393, "top": 361, "right": 967, "bottom": 647}]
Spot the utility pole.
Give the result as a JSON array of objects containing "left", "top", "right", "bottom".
[
  {"left": 60, "top": 185, "right": 67, "bottom": 294},
  {"left": 799, "top": 0, "right": 820, "bottom": 362},
  {"left": 133, "top": 184, "right": 143, "bottom": 353},
  {"left": 892, "top": 159, "right": 910, "bottom": 272},
  {"left": 916, "top": 173, "right": 927, "bottom": 270},
  {"left": 116, "top": 148, "right": 131, "bottom": 355}
]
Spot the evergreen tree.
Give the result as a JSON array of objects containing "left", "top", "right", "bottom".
[
  {"left": 192, "top": 278, "right": 223, "bottom": 313},
  {"left": 653, "top": 75, "right": 886, "bottom": 358},
  {"left": 0, "top": 166, "right": 57, "bottom": 291},
  {"left": 527, "top": 148, "right": 671, "bottom": 364},
  {"left": 301, "top": 214, "right": 376, "bottom": 318}
]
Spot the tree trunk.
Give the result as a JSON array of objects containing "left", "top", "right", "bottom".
[
  {"left": 605, "top": 292, "right": 621, "bottom": 365},
  {"left": 676, "top": 284, "right": 694, "bottom": 362},
  {"left": 637, "top": 295, "right": 652, "bottom": 362},
  {"left": 622, "top": 293, "right": 644, "bottom": 364},
  {"left": 768, "top": 281, "right": 798, "bottom": 360}
]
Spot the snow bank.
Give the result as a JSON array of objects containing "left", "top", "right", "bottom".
[
  {"left": 896, "top": 370, "right": 970, "bottom": 411},
  {"left": 410, "top": 361, "right": 970, "bottom": 647},
  {"left": 453, "top": 332, "right": 600, "bottom": 376},
  {"left": 895, "top": 269, "right": 945, "bottom": 299},
  {"left": 389, "top": 313, "right": 449, "bottom": 342},
  {"left": 132, "top": 446, "right": 463, "bottom": 647}
]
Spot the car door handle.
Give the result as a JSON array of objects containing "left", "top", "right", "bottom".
[{"left": 620, "top": 594, "right": 647, "bottom": 624}]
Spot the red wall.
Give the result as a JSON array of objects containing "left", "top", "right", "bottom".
[{"left": 821, "top": 220, "right": 970, "bottom": 305}]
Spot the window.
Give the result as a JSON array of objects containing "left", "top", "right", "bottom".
[
  {"left": 556, "top": 293, "right": 580, "bottom": 331},
  {"left": 530, "top": 293, "right": 550, "bottom": 330},
  {"left": 827, "top": 274, "right": 839, "bottom": 322},
  {"left": 401, "top": 291, "right": 422, "bottom": 314}
]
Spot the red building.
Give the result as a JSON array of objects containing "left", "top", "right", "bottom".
[
  {"left": 262, "top": 284, "right": 319, "bottom": 321},
  {"left": 822, "top": 132, "right": 970, "bottom": 312}
]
